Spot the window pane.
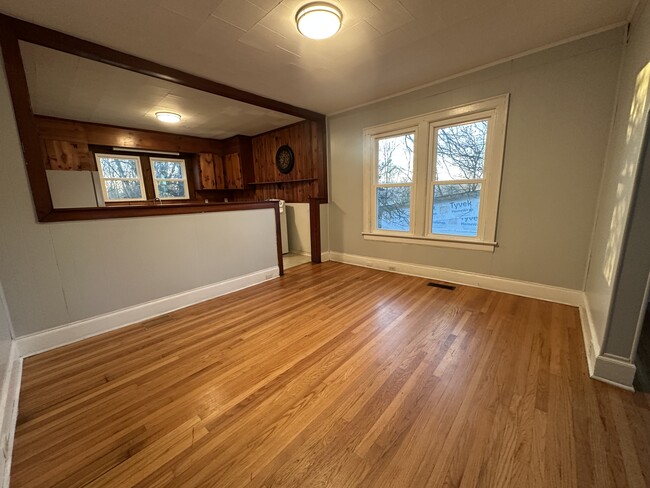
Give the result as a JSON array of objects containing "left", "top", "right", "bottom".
[
  {"left": 431, "top": 184, "right": 481, "bottom": 237},
  {"left": 152, "top": 160, "right": 183, "bottom": 179},
  {"left": 377, "top": 133, "right": 414, "bottom": 184},
  {"left": 435, "top": 120, "right": 488, "bottom": 181},
  {"left": 156, "top": 180, "right": 186, "bottom": 198},
  {"left": 377, "top": 186, "right": 411, "bottom": 231},
  {"left": 98, "top": 157, "right": 139, "bottom": 179},
  {"left": 104, "top": 180, "right": 143, "bottom": 200}
]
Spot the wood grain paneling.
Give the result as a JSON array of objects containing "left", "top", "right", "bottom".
[
  {"left": 224, "top": 153, "right": 244, "bottom": 189},
  {"left": 249, "top": 120, "right": 321, "bottom": 203},
  {"left": 44, "top": 140, "right": 93, "bottom": 170},
  {"left": 10, "top": 263, "right": 650, "bottom": 487},
  {"left": 198, "top": 153, "right": 216, "bottom": 189},
  {"left": 36, "top": 116, "right": 221, "bottom": 154}
]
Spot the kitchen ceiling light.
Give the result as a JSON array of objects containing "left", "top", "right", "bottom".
[
  {"left": 155, "top": 112, "right": 181, "bottom": 123},
  {"left": 296, "top": 3, "right": 342, "bottom": 40}
]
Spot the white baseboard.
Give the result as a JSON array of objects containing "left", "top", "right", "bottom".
[
  {"left": 321, "top": 251, "right": 331, "bottom": 262},
  {"left": 16, "top": 267, "right": 280, "bottom": 358},
  {"left": 0, "top": 343, "right": 22, "bottom": 488},
  {"left": 329, "top": 252, "right": 583, "bottom": 306},
  {"left": 579, "top": 293, "right": 600, "bottom": 376},
  {"left": 592, "top": 354, "right": 636, "bottom": 391},
  {"left": 578, "top": 294, "right": 636, "bottom": 390}
]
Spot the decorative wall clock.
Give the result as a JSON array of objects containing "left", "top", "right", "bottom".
[{"left": 275, "top": 145, "right": 295, "bottom": 174}]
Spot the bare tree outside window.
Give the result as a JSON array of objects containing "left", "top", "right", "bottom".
[
  {"left": 376, "top": 133, "right": 414, "bottom": 231},
  {"left": 432, "top": 120, "right": 488, "bottom": 236}
]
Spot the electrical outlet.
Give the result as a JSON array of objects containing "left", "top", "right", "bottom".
[{"left": 388, "top": 266, "right": 396, "bottom": 271}]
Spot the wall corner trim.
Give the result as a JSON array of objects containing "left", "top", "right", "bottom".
[
  {"left": 579, "top": 293, "right": 636, "bottom": 390},
  {"left": 329, "top": 252, "right": 583, "bottom": 305},
  {"left": 16, "top": 267, "right": 280, "bottom": 358},
  {"left": 591, "top": 354, "right": 637, "bottom": 391},
  {"left": 0, "top": 342, "right": 22, "bottom": 487}
]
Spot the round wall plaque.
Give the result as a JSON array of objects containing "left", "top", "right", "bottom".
[{"left": 275, "top": 145, "right": 295, "bottom": 174}]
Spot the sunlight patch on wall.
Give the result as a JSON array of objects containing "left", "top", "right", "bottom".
[{"left": 603, "top": 62, "right": 650, "bottom": 286}]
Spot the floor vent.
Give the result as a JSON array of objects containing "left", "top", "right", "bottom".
[{"left": 427, "top": 282, "right": 456, "bottom": 291}]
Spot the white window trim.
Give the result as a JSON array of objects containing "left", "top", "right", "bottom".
[
  {"left": 95, "top": 153, "right": 147, "bottom": 203},
  {"left": 362, "top": 94, "right": 509, "bottom": 252},
  {"left": 150, "top": 157, "right": 190, "bottom": 200}
]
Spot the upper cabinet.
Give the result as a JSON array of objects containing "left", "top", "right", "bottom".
[
  {"left": 197, "top": 136, "right": 253, "bottom": 191},
  {"left": 223, "top": 136, "right": 254, "bottom": 190}
]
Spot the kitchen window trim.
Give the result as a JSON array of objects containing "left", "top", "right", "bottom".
[
  {"left": 95, "top": 153, "right": 148, "bottom": 203},
  {"left": 362, "top": 94, "right": 509, "bottom": 252},
  {"left": 150, "top": 157, "right": 190, "bottom": 200}
]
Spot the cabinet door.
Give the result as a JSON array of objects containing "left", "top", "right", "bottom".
[
  {"left": 199, "top": 153, "right": 226, "bottom": 189},
  {"left": 198, "top": 153, "right": 216, "bottom": 189},
  {"left": 224, "top": 153, "right": 244, "bottom": 189},
  {"left": 214, "top": 154, "right": 226, "bottom": 189}
]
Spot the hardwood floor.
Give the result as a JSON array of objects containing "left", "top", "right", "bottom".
[{"left": 11, "top": 262, "right": 650, "bottom": 487}]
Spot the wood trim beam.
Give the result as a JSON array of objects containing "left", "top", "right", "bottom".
[
  {"left": 0, "top": 13, "right": 325, "bottom": 122},
  {"left": 309, "top": 197, "right": 326, "bottom": 264}
]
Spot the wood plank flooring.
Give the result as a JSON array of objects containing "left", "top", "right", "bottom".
[{"left": 11, "top": 262, "right": 650, "bottom": 487}]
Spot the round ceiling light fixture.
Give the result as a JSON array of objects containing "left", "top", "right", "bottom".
[
  {"left": 155, "top": 111, "right": 182, "bottom": 123},
  {"left": 296, "top": 2, "right": 342, "bottom": 40}
]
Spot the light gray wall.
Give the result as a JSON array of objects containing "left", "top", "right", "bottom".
[
  {"left": 0, "top": 283, "right": 13, "bottom": 388},
  {"left": 0, "top": 57, "right": 278, "bottom": 338},
  {"left": 286, "top": 203, "right": 310, "bottom": 254},
  {"left": 328, "top": 28, "right": 623, "bottom": 290},
  {"left": 585, "top": 4, "right": 650, "bottom": 354}
]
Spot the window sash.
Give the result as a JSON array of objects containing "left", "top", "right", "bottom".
[
  {"left": 150, "top": 158, "right": 189, "bottom": 200},
  {"left": 370, "top": 129, "right": 417, "bottom": 234},
  {"left": 94, "top": 154, "right": 147, "bottom": 202}
]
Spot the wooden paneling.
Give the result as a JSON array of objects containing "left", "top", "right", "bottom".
[
  {"left": 44, "top": 140, "right": 93, "bottom": 170},
  {"left": 35, "top": 116, "right": 221, "bottom": 155},
  {"left": 10, "top": 263, "right": 650, "bottom": 487},
  {"left": 224, "top": 152, "right": 243, "bottom": 189},
  {"left": 249, "top": 120, "right": 323, "bottom": 203},
  {"left": 198, "top": 153, "right": 216, "bottom": 189}
]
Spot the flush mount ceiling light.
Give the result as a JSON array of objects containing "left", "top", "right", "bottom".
[
  {"left": 155, "top": 111, "right": 181, "bottom": 123},
  {"left": 296, "top": 2, "right": 342, "bottom": 40}
]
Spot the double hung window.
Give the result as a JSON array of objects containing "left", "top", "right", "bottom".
[{"left": 363, "top": 95, "right": 509, "bottom": 251}]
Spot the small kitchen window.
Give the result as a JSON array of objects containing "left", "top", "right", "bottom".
[
  {"left": 95, "top": 154, "right": 147, "bottom": 202},
  {"left": 150, "top": 158, "right": 189, "bottom": 200}
]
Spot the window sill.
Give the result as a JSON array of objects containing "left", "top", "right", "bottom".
[{"left": 362, "top": 232, "right": 497, "bottom": 252}]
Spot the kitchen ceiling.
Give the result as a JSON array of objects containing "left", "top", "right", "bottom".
[
  {"left": 20, "top": 42, "right": 302, "bottom": 139},
  {"left": 0, "top": 0, "right": 636, "bottom": 114}
]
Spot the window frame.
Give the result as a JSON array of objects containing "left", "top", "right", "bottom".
[
  {"left": 94, "top": 153, "right": 147, "bottom": 203},
  {"left": 363, "top": 95, "right": 509, "bottom": 252},
  {"left": 369, "top": 126, "right": 419, "bottom": 236},
  {"left": 149, "top": 157, "right": 190, "bottom": 200}
]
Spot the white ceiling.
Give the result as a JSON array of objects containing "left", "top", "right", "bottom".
[
  {"left": 0, "top": 0, "right": 636, "bottom": 115},
  {"left": 20, "top": 42, "right": 302, "bottom": 139}
]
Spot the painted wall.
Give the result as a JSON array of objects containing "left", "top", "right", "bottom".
[
  {"left": 585, "top": 5, "right": 650, "bottom": 358},
  {"left": 0, "top": 283, "right": 13, "bottom": 391},
  {"left": 585, "top": 4, "right": 650, "bottom": 355},
  {"left": 0, "top": 56, "right": 279, "bottom": 338},
  {"left": 286, "top": 203, "right": 310, "bottom": 254},
  {"left": 327, "top": 29, "right": 623, "bottom": 290}
]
